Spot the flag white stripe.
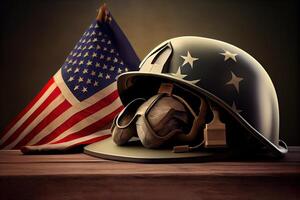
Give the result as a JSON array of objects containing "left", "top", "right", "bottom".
[
  {"left": 27, "top": 83, "right": 119, "bottom": 146},
  {"left": 53, "top": 129, "right": 110, "bottom": 147},
  {"left": 0, "top": 83, "right": 56, "bottom": 145},
  {"left": 27, "top": 102, "right": 77, "bottom": 146},
  {"left": 4, "top": 94, "right": 65, "bottom": 149},
  {"left": 48, "top": 97, "right": 122, "bottom": 144}
]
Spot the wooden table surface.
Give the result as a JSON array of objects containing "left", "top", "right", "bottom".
[{"left": 1, "top": 148, "right": 300, "bottom": 200}]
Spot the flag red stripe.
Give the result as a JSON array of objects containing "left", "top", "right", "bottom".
[
  {"left": 68, "top": 134, "right": 111, "bottom": 148},
  {"left": 0, "top": 78, "right": 54, "bottom": 139},
  {"left": 14, "top": 99, "right": 72, "bottom": 149},
  {"left": 34, "top": 90, "right": 119, "bottom": 145},
  {"left": 51, "top": 106, "right": 123, "bottom": 144},
  {"left": 0, "top": 86, "right": 61, "bottom": 148}
]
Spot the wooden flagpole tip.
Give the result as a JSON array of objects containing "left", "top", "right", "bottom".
[{"left": 96, "top": 3, "right": 108, "bottom": 22}]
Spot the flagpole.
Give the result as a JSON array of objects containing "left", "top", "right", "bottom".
[{"left": 96, "top": 3, "right": 107, "bottom": 22}]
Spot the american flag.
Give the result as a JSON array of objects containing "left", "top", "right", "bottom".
[{"left": 0, "top": 9, "right": 139, "bottom": 153}]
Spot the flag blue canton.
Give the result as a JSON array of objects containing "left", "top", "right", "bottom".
[{"left": 61, "top": 21, "right": 129, "bottom": 101}]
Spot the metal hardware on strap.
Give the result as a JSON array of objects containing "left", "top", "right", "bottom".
[{"left": 204, "top": 108, "right": 227, "bottom": 148}]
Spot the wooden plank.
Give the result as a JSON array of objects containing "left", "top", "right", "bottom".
[
  {"left": 0, "top": 149, "right": 299, "bottom": 200},
  {"left": 0, "top": 152, "right": 299, "bottom": 176},
  {"left": 0, "top": 175, "right": 299, "bottom": 200},
  {"left": 0, "top": 149, "right": 300, "bottom": 176},
  {"left": 1, "top": 147, "right": 300, "bottom": 164},
  {"left": 1, "top": 161, "right": 300, "bottom": 176}
]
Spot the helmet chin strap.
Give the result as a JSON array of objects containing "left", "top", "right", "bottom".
[
  {"left": 172, "top": 97, "right": 207, "bottom": 153},
  {"left": 175, "top": 96, "right": 207, "bottom": 142}
]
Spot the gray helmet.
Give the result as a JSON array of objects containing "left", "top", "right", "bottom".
[{"left": 116, "top": 36, "right": 288, "bottom": 157}]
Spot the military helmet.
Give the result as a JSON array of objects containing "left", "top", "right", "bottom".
[{"left": 117, "top": 36, "right": 288, "bottom": 157}]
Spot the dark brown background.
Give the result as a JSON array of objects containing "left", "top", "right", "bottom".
[{"left": 0, "top": 0, "right": 299, "bottom": 145}]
